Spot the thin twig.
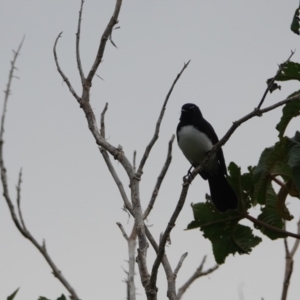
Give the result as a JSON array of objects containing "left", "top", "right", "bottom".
[
  {"left": 85, "top": 0, "right": 122, "bottom": 85},
  {"left": 1, "top": 39, "right": 80, "bottom": 300},
  {"left": 177, "top": 256, "right": 219, "bottom": 300},
  {"left": 133, "top": 151, "right": 136, "bottom": 172},
  {"left": 281, "top": 218, "right": 300, "bottom": 300},
  {"left": 144, "top": 227, "right": 177, "bottom": 300},
  {"left": 143, "top": 135, "right": 175, "bottom": 220},
  {"left": 117, "top": 222, "right": 129, "bottom": 240},
  {"left": 100, "top": 102, "right": 108, "bottom": 138},
  {"left": 148, "top": 183, "right": 189, "bottom": 294},
  {"left": 257, "top": 50, "right": 295, "bottom": 109},
  {"left": 173, "top": 252, "right": 188, "bottom": 276},
  {"left": 136, "top": 61, "right": 190, "bottom": 179},
  {"left": 53, "top": 32, "right": 81, "bottom": 102},
  {"left": 245, "top": 214, "right": 300, "bottom": 239},
  {"left": 100, "top": 148, "right": 132, "bottom": 212},
  {"left": 16, "top": 169, "right": 26, "bottom": 230},
  {"left": 76, "top": 0, "right": 85, "bottom": 83}
]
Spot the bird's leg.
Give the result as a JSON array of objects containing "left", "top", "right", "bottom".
[{"left": 183, "top": 165, "right": 193, "bottom": 182}]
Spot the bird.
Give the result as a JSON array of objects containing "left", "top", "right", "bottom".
[{"left": 176, "top": 103, "right": 238, "bottom": 212}]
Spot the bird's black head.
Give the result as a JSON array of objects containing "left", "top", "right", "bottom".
[{"left": 180, "top": 103, "right": 203, "bottom": 122}]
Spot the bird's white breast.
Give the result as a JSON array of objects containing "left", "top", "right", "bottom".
[{"left": 178, "top": 125, "right": 216, "bottom": 169}]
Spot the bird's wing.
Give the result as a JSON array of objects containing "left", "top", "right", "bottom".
[{"left": 199, "top": 118, "right": 228, "bottom": 175}]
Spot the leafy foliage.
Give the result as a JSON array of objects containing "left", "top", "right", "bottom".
[
  {"left": 188, "top": 130, "right": 300, "bottom": 263},
  {"left": 291, "top": 8, "right": 300, "bottom": 35},
  {"left": 276, "top": 92, "right": 300, "bottom": 138},
  {"left": 187, "top": 202, "right": 261, "bottom": 264}
]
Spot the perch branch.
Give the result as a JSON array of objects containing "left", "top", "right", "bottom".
[
  {"left": 136, "top": 61, "right": 190, "bottom": 179},
  {"left": 143, "top": 135, "right": 175, "bottom": 220}
]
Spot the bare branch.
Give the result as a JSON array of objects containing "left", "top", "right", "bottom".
[
  {"left": 173, "top": 252, "right": 188, "bottom": 276},
  {"left": 1, "top": 40, "right": 80, "bottom": 300},
  {"left": 281, "top": 218, "right": 300, "bottom": 300},
  {"left": 53, "top": 32, "right": 81, "bottom": 102},
  {"left": 177, "top": 256, "right": 219, "bottom": 300},
  {"left": 16, "top": 169, "right": 26, "bottom": 230},
  {"left": 100, "top": 148, "right": 132, "bottom": 212},
  {"left": 117, "top": 222, "right": 129, "bottom": 240},
  {"left": 290, "top": 219, "right": 300, "bottom": 256},
  {"left": 85, "top": 0, "right": 122, "bottom": 85},
  {"left": 245, "top": 214, "right": 300, "bottom": 240},
  {"left": 136, "top": 61, "right": 190, "bottom": 179},
  {"left": 100, "top": 102, "right": 108, "bottom": 138},
  {"left": 143, "top": 135, "right": 175, "bottom": 220},
  {"left": 133, "top": 150, "right": 136, "bottom": 172},
  {"left": 76, "top": 0, "right": 85, "bottom": 83},
  {"left": 144, "top": 227, "right": 177, "bottom": 300},
  {"left": 148, "top": 183, "right": 190, "bottom": 295},
  {"left": 127, "top": 226, "right": 137, "bottom": 300},
  {"left": 257, "top": 50, "right": 295, "bottom": 109}
]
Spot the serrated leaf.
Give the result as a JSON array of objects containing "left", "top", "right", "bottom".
[
  {"left": 287, "top": 141, "right": 300, "bottom": 195},
  {"left": 277, "top": 62, "right": 300, "bottom": 81},
  {"left": 276, "top": 93, "right": 300, "bottom": 138},
  {"left": 227, "top": 162, "right": 251, "bottom": 210},
  {"left": 253, "top": 138, "right": 294, "bottom": 204},
  {"left": 188, "top": 202, "right": 261, "bottom": 264},
  {"left": 291, "top": 8, "right": 300, "bottom": 35},
  {"left": 7, "top": 288, "right": 19, "bottom": 300},
  {"left": 257, "top": 185, "right": 287, "bottom": 239}
]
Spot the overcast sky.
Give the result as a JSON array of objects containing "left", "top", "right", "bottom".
[{"left": 1, "top": 1, "right": 300, "bottom": 300}]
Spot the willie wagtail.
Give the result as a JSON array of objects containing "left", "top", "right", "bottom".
[{"left": 176, "top": 103, "right": 238, "bottom": 212}]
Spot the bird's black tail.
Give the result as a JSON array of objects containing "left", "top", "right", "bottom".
[{"left": 208, "top": 173, "right": 238, "bottom": 212}]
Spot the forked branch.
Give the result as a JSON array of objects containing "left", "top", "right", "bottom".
[{"left": 136, "top": 61, "right": 190, "bottom": 179}]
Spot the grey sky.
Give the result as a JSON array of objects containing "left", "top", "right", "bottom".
[{"left": 1, "top": 1, "right": 300, "bottom": 299}]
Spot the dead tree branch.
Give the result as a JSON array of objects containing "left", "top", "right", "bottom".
[
  {"left": 257, "top": 50, "right": 295, "bottom": 109},
  {"left": 76, "top": 0, "right": 85, "bottom": 83},
  {"left": 143, "top": 135, "right": 175, "bottom": 220},
  {"left": 1, "top": 39, "right": 80, "bottom": 300},
  {"left": 117, "top": 223, "right": 137, "bottom": 300},
  {"left": 177, "top": 256, "right": 219, "bottom": 300},
  {"left": 136, "top": 61, "right": 190, "bottom": 180},
  {"left": 85, "top": 0, "right": 122, "bottom": 86}
]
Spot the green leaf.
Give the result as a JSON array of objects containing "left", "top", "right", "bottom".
[
  {"left": 57, "top": 295, "right": 67, "bottom": 300},
  {"left": 276, "top": 63, "right": 300, "bottom": 82},
  {"left": 38, "top": 297, "right": 50, "bottom": 300},
  {"left": 257, "top": 185, "right": 287, "bottom": 239},
  {"left": 227, "top": 162, "right": 252, "bottom": 210},
  {"left": 187, "top": 202, "right": 261, "bottom": 264},
  {"left": 276, "top": 92, "right": 300, "bottom": 138},
  {"left": 287, "top": 140, "right": 300, "bottom": 195},
  {"left": 7, "top": 288, "right": 19, "bottom": 300},
  {"left": 291, "top": 8, "right": 300, "bottom": 35}
]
